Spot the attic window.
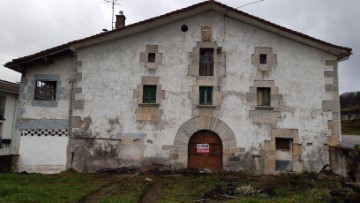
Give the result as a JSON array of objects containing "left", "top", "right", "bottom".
[
  {"left": 260, "top": 54, "right": 267, "bottom": 64},
  {"left": 148, "top": 53, "right": 156, "bottom": 63},
  {"left": 35, "top": 80, "right": 56, "bottom": 101},
  {"left": 181, "top": 24, "right": 188, "bottom": 32}
]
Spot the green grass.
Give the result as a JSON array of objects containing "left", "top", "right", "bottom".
[
  {"left": 0, "top": 171, "right": 105, "bottom": 203},
  {"left": 0, "top": 171, "right": 358, "bottom": 202},
  {"left": 98, "top": 177, "right": 150, "bottom": 203},
  {"left": 341, "top": 106, "right": 360, "bottom": 113},
  {"left": 341, "top": 120, "right": 360, "bottom": 135}
]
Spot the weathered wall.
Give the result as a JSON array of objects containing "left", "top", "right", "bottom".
[
  {"left": 0, "top": 91, "right": 17, "bottom": 156},
  {"left": 18, "top": 136, "right": 68, "bottom": 173},
  {"left": 14, "top": 54, "right": 73, "bottom": 173},
  {"left": 329, "top": 147, "right": 360, "bottom": 181},
  {"left": 67, "top": 11, "right": 339, "bottom": 173}
]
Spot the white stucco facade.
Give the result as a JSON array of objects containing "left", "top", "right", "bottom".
[
  {"left": 8, "top": 2, "right": 348, "bottom": 173},
  {"left": 0, "top": 89, "right": 17, "bottom": 156}
]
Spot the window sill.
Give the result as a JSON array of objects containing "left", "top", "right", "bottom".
[
  {"left": 255, "top": 106, "right": 273, "bottom": 110},
  {"left": 139, "top": 103, "right": 160, "bottom": 107},
  {"left": 197, "top": 104, "right": 216, "bottom": 108},
  {"left": 31, "top": 100, "right": 58, "bottom": 108},
  {"left": 197, "top": 75, "right": 215, "bottom": 77}
]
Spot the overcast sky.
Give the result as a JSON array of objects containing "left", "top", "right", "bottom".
[{"left": 0, "top": 0, "right": 358, "bottom": 93}]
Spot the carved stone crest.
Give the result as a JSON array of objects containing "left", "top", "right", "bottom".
[{"left": 201, "top": 26, "right": 212, "bottom": 41}]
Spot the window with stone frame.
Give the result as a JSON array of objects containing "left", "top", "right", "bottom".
[
  {"left": 199, "top": 48, "right": 214, "bottom": 76},
  {"left": 199, "top": 86, "right": 213, "bottom": 105},
  {"left": 35, "top": 80, "right": 57, "bottom": 101},
  {"left": 276, "top": 138, "right": 292, "bottom": 151},
  {"left": 148, "top": 53, "right": 156, "bottom": 63},
  {"left": 257, "top": 87, "right": 271, "bottom": 107},
  {"left": 260, "top": 54, "right": 267, "bottom": 64},
  {"left": 142, "top": 85, "right": 157, "bottom": 104}
]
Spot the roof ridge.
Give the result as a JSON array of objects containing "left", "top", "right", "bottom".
[{"left": 5, "top": 0, "right": 351, "bottom": 69}]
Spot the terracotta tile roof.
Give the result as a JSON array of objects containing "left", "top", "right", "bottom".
[
  {"left": 4, "top": 1, "right": 352, "bottom": 69},
  {"left": 0, "top": 79, "right": 19, "bottom": 94}
]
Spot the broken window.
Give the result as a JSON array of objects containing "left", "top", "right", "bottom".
[
  {"left": 35, "top": 80, "right": 56, "bottom": 100},
  {"left": 275, "top": 138, "right": 293, "bottom": 171},
  {"left": 199, "top": 86, "right": 213, "bottom": 105},
  {"left": 260, "top": 54, "right": 267, "bottom": 64},
  {"left": 143, "top": 85, "right": 157, "bottom": 104},
  {"left": 199, "top": 48, "right": 214, "bottom": 76},
  {"left": 276, "top": 138, "right": 292, "bottom": 150},
  {"left": 148, "top": 53, "right": 156, "bottom": 63},
  {"left": 257, "top": 87, "right": 271, "bottom": 106}
]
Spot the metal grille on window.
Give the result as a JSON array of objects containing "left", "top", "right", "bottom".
[
  {"left": 143, "top": 85, "right": 157, "bottom": 103},
  {"left": 199, "top": 48, "right": 214, "bottom": 76},
  {"left": 35, "top": 81, "right": 56, "bottom": 100},
  {"left": 199, "top": 86, "right": 213, "bottom": 105},
  {"left": 276, "top": 138, "right": 292, "bottom": 150},
  {"left": 257, "top": 87, "right": 270, "bottom": 106}
]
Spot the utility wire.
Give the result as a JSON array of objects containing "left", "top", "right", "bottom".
[{"left": 236, "top": 0, "right": 264, "bottom": 9}]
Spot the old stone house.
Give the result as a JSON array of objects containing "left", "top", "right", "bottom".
[{"left": 5, "top": 1, "right": 352, "bottom": 174}]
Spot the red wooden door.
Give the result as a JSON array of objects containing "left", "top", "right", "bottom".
[{"left": 188, "top": 130, "right": 223, "bottom": 171}]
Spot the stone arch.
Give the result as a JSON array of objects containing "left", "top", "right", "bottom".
[{"left": 165, "top": 115, "right": 238, "bottom": 169}]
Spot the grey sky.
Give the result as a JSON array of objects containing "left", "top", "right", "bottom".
[{"left": 0, "top": 0, "right": 358, "bottom": 93}]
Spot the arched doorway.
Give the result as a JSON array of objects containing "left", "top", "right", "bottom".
[{"left": 188, "top": 130, "right": 222, "bottom": 171}]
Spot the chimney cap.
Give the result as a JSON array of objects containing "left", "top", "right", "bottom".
[{"left": 119, "top": 10, "right": 124, "bottom": 15}]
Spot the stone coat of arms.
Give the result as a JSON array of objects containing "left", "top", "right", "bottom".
[{"left": 201, "top": 26, "right": 212, "bottom": 41}]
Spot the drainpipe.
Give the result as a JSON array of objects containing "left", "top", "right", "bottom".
[{"left": 68, "top": 79, "right": 74, "bottom": 138}]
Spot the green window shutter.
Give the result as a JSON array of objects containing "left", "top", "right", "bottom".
[
  {"left": 199, "top": 86, "right": 213, "bottom": 105},
  {"left": 257, "top": 87, "right": 271, "bottom": 106},
  {"left": 143, "top": 85, "right": 157, "bottom": 103}
]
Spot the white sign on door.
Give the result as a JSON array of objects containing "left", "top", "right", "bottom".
[{"left": 196, "top": 144, "right": 210, "bottom": 154}]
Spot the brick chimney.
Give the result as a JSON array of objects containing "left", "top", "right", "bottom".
[{"left": 115, "top": 11, "right": 126, "bottom": 29}]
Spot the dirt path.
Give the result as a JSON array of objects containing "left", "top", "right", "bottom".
[
  {"left": 78, "top": 174, "right": 134, "bottom": 203},
  {"left": 139, "top": 182, "right": 162, "bottom": 203}
]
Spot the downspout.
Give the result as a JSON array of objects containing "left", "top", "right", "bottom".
[
  {"left": 11, "top": 96, "right": 18, "bottom": 155},
  {"left": 68, "top": 79, "right": 74, "bottom": 138},
  {"left": 68, "top": 46, "right": 77, "bottom": 138}
]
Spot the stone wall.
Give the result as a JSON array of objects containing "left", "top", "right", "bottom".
[
  {"left": 14, "top": 54, "right": 73, "bottom": 173},
  {"left": 14, "top": 10, "right": 342, "bottom": 174}
]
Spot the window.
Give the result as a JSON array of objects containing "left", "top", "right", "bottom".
[
  {"left": 35, "top": 80, "right": 56, "bottom": 100},
  {"left": 199, "top": 48, "right": 214, "bottom": 76},
  {"left": 260, "top": 54, "right": 267, "bottom": 64},
  {"left": 276, "top": 138, "right": 292, "bottom": 150},
  {"left": 143, "top": 85, "right": 157, "bottom": 104},
  {"left": 0, "top": 96, "right": 5, "bottom": 120},
  {"left": 257, "top": 87, "right": 271, "bottom": 106},
  {"left": 181, "top": 24, "right": 188, "bottom": 32},
  {"left": 199, "top": 86, "right": 213, "bottom": 105},
  {"left": 148, "top": 53, "right": 156, "bottom": 63}
]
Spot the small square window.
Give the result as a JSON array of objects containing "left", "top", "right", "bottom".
[
  {"left": 199, "top": 86, "right": 213, "bottom": 105},
  {"left": 143, "top": 85, "right": 157, "bottom": 103},
  {"left": 276, "top": 138, "right": 292, "bottom": 150},
  {"left": 257, "top": 87, "right": 271, "bottom": 106},
  {"left": 260, "top": 54, "right": 267, "bottom": 64},
  {"left": 35, "top": 80, "right": 56, "bottom": 100},
  {"left": 199, "top": 48, "right": 214, "bottom": 76},
  {"left": 148, "top": 53, "right": 156, "bottom": 63}
]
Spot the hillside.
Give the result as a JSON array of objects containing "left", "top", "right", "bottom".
[{"left": 340, "top": 91, "right": 360, "bottom": 135}]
